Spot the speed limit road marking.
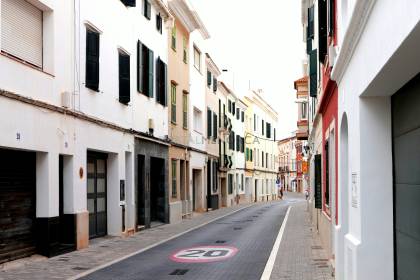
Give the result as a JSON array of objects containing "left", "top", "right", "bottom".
[{"left": 170, "top": 246, "right": 239, "bottom": 263}]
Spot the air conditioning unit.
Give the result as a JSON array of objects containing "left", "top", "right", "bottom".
[
  {"left": 61, "top": 91, "right": 71, "bottom": 109},
  {"left": 328, "top": 45, "right": 337, "bottom": 67}
]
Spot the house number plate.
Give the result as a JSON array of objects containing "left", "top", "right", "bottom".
[{"left": 170, "top": 246, "right": 238, "bottom": 263}]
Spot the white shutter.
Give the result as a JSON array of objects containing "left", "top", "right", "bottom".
[{"left": 1, "top": 0, "right": 43, "bottom": 67}]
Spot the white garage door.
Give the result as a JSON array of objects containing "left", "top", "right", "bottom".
[{"left": 1, "top": 0, "right": 43, "bottom": 67}]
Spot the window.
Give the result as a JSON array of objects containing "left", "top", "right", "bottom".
[
  {"left": 137, "top": 41, "right": 154, "bottom": 97},
  {"left": 262, "top": 151, "right": 264, "bottom": 167},
  {"left": 171, "top": 160, "right": 177, "bottom": 198},
  {"left": 325, "top": 140, "right": 330, "bottom": 207},
  {"left": 171, "top": 26, "right": 176, "bottom": 50},
  {"left": 193, "top": 46, "right": 201, "bottom": 71},
  {"left": 241, "top": 174, "right": 244, "bottom": 191},
  {"left": 328, "top": 0, "right": 335, "bottom": 36},
  {"left": 193, "top": 108, "right": 202, "bottom": 133},
  {"left": 241, "top": 111, "right": 244, "bottom": 122},
  {"left": 318, "top": 0, "right": 328, "bottom": 64},
  {"left": 86, "top": 29, "right": 100, "bottom": 91},
  {"left": 236, "top": 108, "right": 240, "bottom": 120},
  {"left": 156, "top": 14, "right": 162, "bottom": 34},
  {"left": 250, "top": 149, "right": 253, "bottom": 162},
  {"left": 213, "top": 113, "right": 217, "bottom": 141},
  {"left": 182, "top": 37, "right": 187, "bottom": 63},
  {"left": 309, "top": 49, "right": 317, "bottom": 97},
  {"left": 183, "top": 93, "right": 188, "bottom": 129},
  {"left": 1, "top": 0, "right": 43, "bottom": 68},
  {"left": 228, "top": 100, "right": 232, "bottom": 113},
  {"left": 213, "top": 77, "right": 217, "bottom": 93},
  {"left": 266, "top": 123, "right": 271, "bottom": 138},
  {"left": 274, "top": 128, "right": 276, "bottom": 141},
  {"left": 266, "top": 153, "right": 268, "bottom": 168},
  {"left": 241, "top": 137, "right": 244, "bottom": 153},
  {"left": 301, "top": 102, "right": 308, "bottom": 119},
  {"left": 246, "top": 148, "right": 249, "bottom": 161},
  {"left": 232, "top": 102, "right": 236, "bottom": 113},
  {"left": 156, "top": 57, "right": 167, "bottom": 106},
  {"left": 143, "top": 0, "right": 151, "bottom": 20},
  {"left": 121, "top": 0, "right": 136, "bottom": 7},
  {"left": 171, "top": 84, "right": 176, "bottom": 123},
  {"left": 207, "top": 108, "right": 212, "bottom": 139},
  {"left": 207, "top": 71, "right": 212, "bottom": 88},
  {"left": 228, "top": 174, "right": 233, "bottom": 194},
  {"left": 229, "top": 132, "right": 235, "bottom": 150},
  {"left": 118, "top": 52, "right": 130, "bottom": 104},
  {"left": 262, "top": 120, "right": 265, "bottom": 135},
  {"left": 236, "top": 135, "right": 240, "bottom": 152}
]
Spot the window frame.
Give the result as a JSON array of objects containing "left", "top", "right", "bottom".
[
  {"left": 171, "top": 83, "right": 177, "bottom": 124},
  {"left": 193, "top": 46, "right": 201, "bottom": 72}
]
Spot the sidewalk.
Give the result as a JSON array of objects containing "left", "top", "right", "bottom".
[
  {"left": 270, "top": 194, "right": 334, "bottom": 280},
  {"left": 0, "top": 203, "right": 253, "bottom": 280}
]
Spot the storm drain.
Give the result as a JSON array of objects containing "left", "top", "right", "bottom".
[
  {"left": 170, "top": 269, "right": 189, "bottom": 275},
  {"left": 233, "top": 227, "right": 242, "bottom": 230},
  {"left": 215, "top": 240, "right": 226, "bottom": 244}
]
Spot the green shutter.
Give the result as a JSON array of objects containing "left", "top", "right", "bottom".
[
  {"left": 137, "top": 40, "right": 144, "bottom": 93},
  {"left": 148, "top": 49, "right": 154, "bottom": 97},
  {"left": 309, "top": 49, "right": 318, "bottom": 97},
  {"left": 207, "top": 108, "right": 212, "bottom": 138},
  {"left": 207, "top": 71, "right": 212, "bottom": 87}
]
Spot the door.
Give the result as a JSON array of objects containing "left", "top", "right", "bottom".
[
  {"left": 392, "top": 74, "right": 420, "bottom": 279},
  {"left": 254, "top": 179, "right": 258, "bottom": 202},
  {"left": 0, "top": 149, "right": 36, "bottom": 264},
  {"left": 150, "top": 157, "right": 166, "bottom": 223},
  {"left": 137, "top": 155, "right": 146, "bottom": 227},
  {"left": 87, "top": 153, "right": 107, "bottom": 239},
  {"left": 221, "top": 178, "right": 227, "bottom": 207}
]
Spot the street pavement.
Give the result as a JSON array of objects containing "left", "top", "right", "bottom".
[
  {"left": 81, "top": 201, "right": 289, "bottom": 280},
  {"left": 0, "top": 194, "right": 334, "bottom": 280}
]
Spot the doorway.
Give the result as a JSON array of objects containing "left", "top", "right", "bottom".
[
  {"left": 87, "top": 152, "right": 107, "bottom": 239},
  {"left": 392, "top": 73, "right": 420, "bottom": 279},
  {"left": 137, "top": 155, "right": 145, "bottom": 227},
  {"left": 192, "top": 169, "right": 202, "bottom": 211},
  {"left": 0, "top": 149, "right": 36, "bottom": 264},
  {"left": 254, "top": 179, "right": 258, "bottom": 202},
  {"left": 150, "top": 157, "right": 165, "bottom": 224}
]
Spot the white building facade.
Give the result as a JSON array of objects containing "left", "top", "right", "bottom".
[
  {"left": 332, "top": 0, "right": 420, "bottom": 279},
  {"left": 0, "top": 0, "right": 172, "bottom": 263}
]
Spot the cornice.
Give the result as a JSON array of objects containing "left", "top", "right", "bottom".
[
  {"left": 331, "top": 0, "right": 377, "bottom": 83},
  {"left": 168, "top": 0, "right": 210, "bottom": 39},
  {"left": 150, "top": 0, "right": 173, "bottom": 22},
  {"left": 205, "top": 53, "right": 221, "bottom": 76}
]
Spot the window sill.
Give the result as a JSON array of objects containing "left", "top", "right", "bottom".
[
  {"left": 1, "top": 51, "right": 54, "bottom": 77},
  {"left": 171, "top": 121, "right": 177, "bottom": 125},
  {"left": 183, "top": 126, "right": 188, "bottom": 130}
]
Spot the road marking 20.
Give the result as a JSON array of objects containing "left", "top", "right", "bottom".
[{"left": 170, "top": 246, "right": 238, "bottom": 263}]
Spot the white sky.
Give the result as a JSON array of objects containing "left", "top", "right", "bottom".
[{"left": 192, "top": 0, "right": 304, "bottom": 139}]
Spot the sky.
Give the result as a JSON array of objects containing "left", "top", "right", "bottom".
[{"left": 191, "top": 0, "right": 304, "bottom": 139}]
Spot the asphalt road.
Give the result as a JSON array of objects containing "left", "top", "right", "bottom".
[{"left": 81, "top": 201, "right": 289, "bottom": 280}]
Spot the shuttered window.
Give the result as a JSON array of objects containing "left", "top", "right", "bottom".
[
  {"left": 182, "top": 37, "right": 187, "bottom": 63},
  {"left": 171, "top": 84, "right": 176, "bottom": 123},
  {"left": 207, "top": 71, "right": 212, "bottom": 87},
  {"left": 213, "top": 113, "right": 217, "bottom": 141},
  {"left": 86, "top": 30, "right": 100, "bottom": 91},
  {"left": 207, "top": 108, "right": 212, "bottom": 139},
  {"left": 143, "top": 0, "right": 151, "bottom": 20},
  {"left": 193, "top": 47, "right": 201, "bottom": 71},
  {"left": 328, "top": 0, "right": 335, "bottom": 36},
  {"left": 236, "top": 135, "right": 240, "bottom": 152},
  {"left": 213, "top": 77, "right": 217, "bottom": 93},
  {"left": 1, "top": 0, "right": 43, "bottom": 68},
  {"left": 241, "top": 137, "right": 244, "bottom": 153},
  {"left": 182, "top": 93, "right": 188, "bottom": 128},
  {"left": 119, "top": 52, "right": 130, "bottom": 104},
  {"left": 121, "top": 0, "right": 136, "bottom": 7},
  {"left": 266, "top": 123, "right": 271, "bottom": 139},
  {"left": 241, "top": 111, "right": 244, "bottom": 122},
  {"left": 171, "top": 160, "right": 177, "bottom": 198},
  {"left": 156, "top": 57, "right": 167, "bottom": 106},
  {"left": 318, "top": 0, "right": 328, "bottom": 64},
  {"left": 156, "top": 14, "right": 162, "bottom": 34},
  {"left": 309, "top": 49, "right": 318, "bottom": 97},
  {"left": 138, "top": 41, "right": 154, "bottom": 97},
  {"left": 262, "top": 120, "right": 265, "bottom": 135},
  {"left": 171, "top": 26, "right": 176, "bottom": 50}
]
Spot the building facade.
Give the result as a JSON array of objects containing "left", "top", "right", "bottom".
[
  {"left": 0, "top": 0, "right": 173, "bottom": 263},
  {"left": 244, "top": 90, "right": 279, "bottom": 202}
]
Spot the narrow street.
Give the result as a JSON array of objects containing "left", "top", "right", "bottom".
[{"left": 81, "top": 201, "right": 289, "bottom": 280}]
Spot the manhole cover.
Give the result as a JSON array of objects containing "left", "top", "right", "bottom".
[{"left": 169, "top": 269, "right": 189, "bottom": 275}]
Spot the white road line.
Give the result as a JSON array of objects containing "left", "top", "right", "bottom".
[
  {"left": 260, "top": 205, "right": 292, "bottom": 280},
  {"left": 69, "top": 203, "right": 256, "bottom": 280}
]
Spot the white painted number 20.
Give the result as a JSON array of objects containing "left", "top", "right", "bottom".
[{"left": 170, "top": 246, "right": 239, "bottom": 263}]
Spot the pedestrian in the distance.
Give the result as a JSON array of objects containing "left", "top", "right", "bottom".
[
  {"left": 305, "top": 188, "right": 309, "bottom": 201},
  {"left": 276, "top": 178, "right": 282, "bottom": 200}
]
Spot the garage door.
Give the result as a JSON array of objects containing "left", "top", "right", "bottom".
[
  {"left": 0, "top": 149, "right": 36, "bottom": 264},
  {"left": 392, "top": 73, "right": 420, "bottom": 279}
]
